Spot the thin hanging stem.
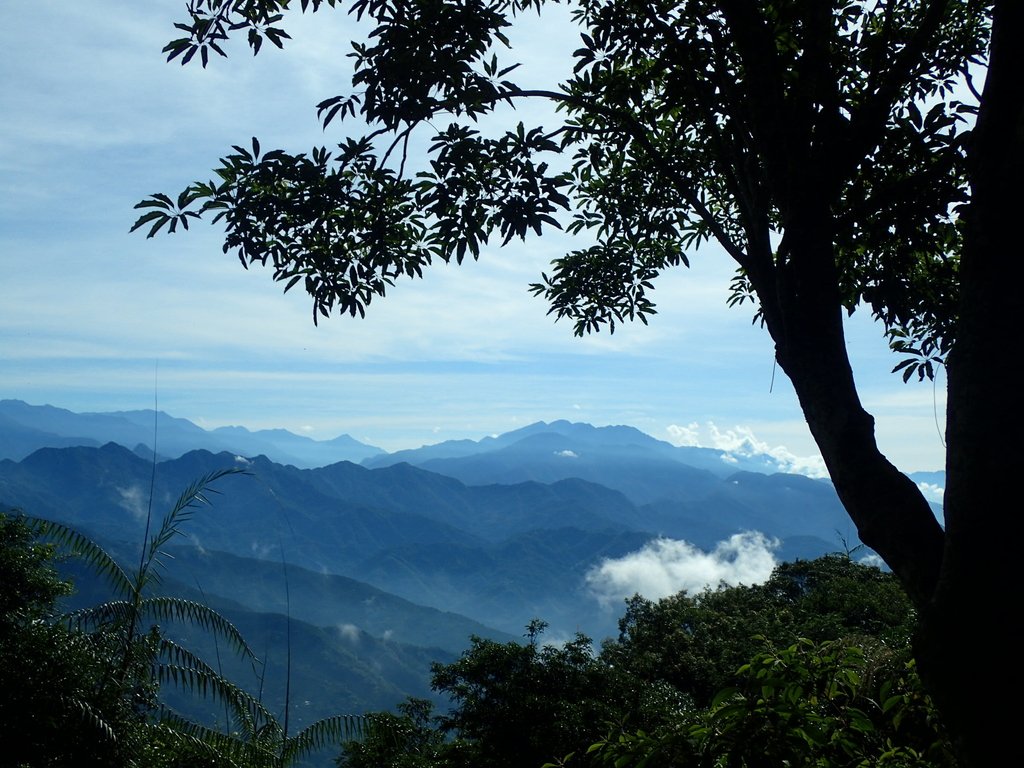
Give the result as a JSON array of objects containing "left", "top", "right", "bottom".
[{"left": 280, "top": 542, "right": 293, "bottom": 751}]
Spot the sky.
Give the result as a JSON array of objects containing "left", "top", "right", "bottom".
[{"left": 1, "top": 1, "right": 950, "bottom": 479}]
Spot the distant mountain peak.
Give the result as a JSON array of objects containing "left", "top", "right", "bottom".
[{"left": 0, "top": 400, "right": 384, "bottom": 467}]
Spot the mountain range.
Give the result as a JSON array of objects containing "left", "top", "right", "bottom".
[
  {"left": 0, "top": 400, "right": 945, "bottom": 744},
  {"left": 0, "top": 399, "right": 384, "bottom": 467}
]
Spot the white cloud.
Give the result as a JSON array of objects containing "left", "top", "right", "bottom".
[
  {"left": 250, "top": 541, "right": 275, "bottom": 559},
  {"left": 186, "top": 534, "right": 208, "bottom": 556},
  {"left": 554, "top": 449, "right": 578, "bottom": 458},
  {"left": 917, "top": 482, "right": 944, "bottom": 503},
  {"left": 857, "top": 553, "right": 887, "bottom": 570},
  {"left": 665, "top": 421, "right": 829, "bottom": 478},
  {"left": 116, "top": 485, "right": 149, "bottom": 521},
  {"left": 337, "top": 623, "right": 361, "bottom": 644},
  {"left": 586, "top": 532, "right": 779, "bottom": 608},
  {"left": 666, "top": 422, "right": 701, "bottom": 446}
]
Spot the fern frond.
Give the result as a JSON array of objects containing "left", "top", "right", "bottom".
[
  {"left": 62, "top": 694, "right": 119, "bottom": 746},
  {"left": 24, "top": 516, "right": 135, "bottom": 597},
  {"left": 141, "top": 596, "right": 256, "bottom": 660},
  {"left": 158, "top": 636, "right": 229, "bottom": 680},
  {"left": 159, "top": 637, "right": 264, "bottom": 722},
  {"left": 280, "top": 714, "right": 376, "bottom": 763},
  {"left": 151, "top": 712, "right": 273, "bottom": 768},
  {"left": 141, "top": 467, "right": 248, "bottom": 589},
  {"left": 61, "top": 599, "right": 134, "bottom": 631},
  {"left": 156, "top": 663, "right": 275, "bottom": 729}
]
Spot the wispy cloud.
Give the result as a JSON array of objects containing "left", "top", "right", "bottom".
[
  {"left": 116, "top": 484, "right": 149, "bottom": 521},
  {"left": 666, "top": 421, "right": 828, "bottom": 478},
  {"left": 586, "top": 532, "right": 780, "bottom": 608}
]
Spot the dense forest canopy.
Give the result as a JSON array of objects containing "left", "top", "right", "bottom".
[{"left": 339, "top": 555, "right": 948, "bottom": 768}]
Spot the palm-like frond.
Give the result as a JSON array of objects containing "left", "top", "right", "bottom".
[
  {"left": 62, "top": 599, "right": 134, "bottom": 631},
  {"left": 62, "top": 694, "right": 119, "bottom": 746},
  {"left": 18, "top": 467, "right": 372, "bottom": 767},
  {"left": 278, "top": 714, "right": 377, "bottom": 764},
  {"left": 140, "top": 467, "right": 248, "bottom": 590},
  {"left": 158, "top": 637, "right": 270, "bottom": 726},
  {"left": 157, "top": 664, "right": 275, "bottom": 731},
  {"left": 142, "top": 596, "right": 257, "bottom": 661},
  {"left": 151, "top": 713, "right": 274, "bottom": 768},
  {"left": 24, "top": 516, "right": 134, "bottom": 597}
]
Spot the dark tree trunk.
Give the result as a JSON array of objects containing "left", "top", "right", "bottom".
[
  {"left": 754, "top": 200, "right": 946, "bottom": 610},
  {"left": 760, "top": 5, "right": 1024, "bottom": 765},
  {"left": 915, "top": 2, "right": 1024, "bottom": 764}
]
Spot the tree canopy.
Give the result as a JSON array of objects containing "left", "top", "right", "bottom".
[
  {"left": 603, "top": 554, "right": 917, "bottom": 707},
  {"left": 338, "top": 556, "right": 945, "bottom": 768},
  {"left": 135, "top": 2, "right": 1023, "bottom": 766},
  {"left": 137, "top": 0, "right": 979, "bottom": 368}
]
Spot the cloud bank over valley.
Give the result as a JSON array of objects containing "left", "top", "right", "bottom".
[{"left": 586, "top": 532, "right": 781, "bottom": 608}]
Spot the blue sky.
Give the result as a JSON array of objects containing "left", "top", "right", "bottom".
[{"left": 1, "top": 1, "right": 949, "bottom": 475}]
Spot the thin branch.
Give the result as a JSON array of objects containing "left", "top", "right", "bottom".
[{"left": 380, "top": 121, "right": 420, "bottom": 168}]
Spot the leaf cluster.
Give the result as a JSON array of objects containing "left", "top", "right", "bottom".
[
  {"left": 427, "top": 622, "right": 638, "bottom": 768},
  {"left": 135, "top": 0, "right": 573, "bottom": 324},
  {"left": 162, "top": 1, "right": 341, "bottom": 67},
  {"left": 140, "top": 0, "right": 989, "bottom": 379},
  {"left": 602, "top": 554, "right": 916, "bottom": 709},
  {"left": 590, "top": 637, "right": 952, "bottom": 768}
]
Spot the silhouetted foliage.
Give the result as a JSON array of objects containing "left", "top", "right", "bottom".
[
  {"left": 0, "top": 511, "right": 148, "bottom": 767},
  {"left": 603, "top": 554, "right": 916, "bottom": 707},
  {"left": 4, "top": 467, "right": 374, "bottom": 767},
  {"left": 339, "top": 556, "right": 939, "bottom": 768},
  {"left": 136, "top": 3, "right": 1024, "bottom": 763},
  {"left": 591, "top": 637, "right": 952, "bottom": 768}
]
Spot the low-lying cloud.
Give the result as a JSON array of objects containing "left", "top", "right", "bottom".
[
  {"left": 917, "top": 482, "right": 944, "bottom": 504},
  {"left": 586, "top": 532, "right": 780, "bottom": 609},
  {"left": 337, "top": 623, "right": 361, "bottom": 644},
  {"left": 116, "top": 484, "right": 149, "bottom": 521},
  {"left": 666, "top": 421, "right": 828, "bottom": 478}
]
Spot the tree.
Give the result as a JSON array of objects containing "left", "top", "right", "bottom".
[
  {"left": 337, "top": 698, "right": 449, "bottom": 768},
  {"left": 591, "top": 637, "right": 954, "bottom": 768},
  {"left": 134, "top": 2, "right": 1021, "bottom": 765},
  {"left": 603, "top": 554, "right": 917, "bottom": 708},
  {"left": 338, "top": 558, "right": 936, "bottom": 768},
  {"left": 15, "top": 469, "right": 373, "bottom": 767},
  {"left": 593, "top": 557, "right": 942, "bottom": 767},
  {"left": 427, "top": 621, "right": 641, "bottom": 768},
  {"left": 0, "top": 511, "right": 146, "bottom": 766},
  {"left": 335, "top": 623, "right": 668, "bottom": 768}
]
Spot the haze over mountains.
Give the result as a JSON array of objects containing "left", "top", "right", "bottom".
[
  {"left": 0, "top": 399, "right": 385, "bottom": 467},
  {"left": 0, "top": 399, "right": 945, "bottom": 734}
]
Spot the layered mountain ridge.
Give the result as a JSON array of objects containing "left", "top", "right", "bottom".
[{"left": 0, "top": 400, "right": 945, "bottom": 731}]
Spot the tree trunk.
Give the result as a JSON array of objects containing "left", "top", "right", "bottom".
[
  {"left": 765, "top": 5, "right": 1024, "bottom": 765},
  {"left": 915, "top": 2, "right": 1024, "bottom": 764},
  {"left": 755, "top": 201, "right": 946, "bottom": 610}
]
